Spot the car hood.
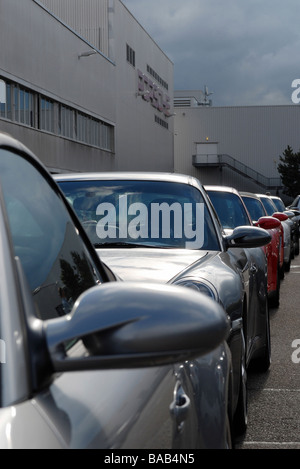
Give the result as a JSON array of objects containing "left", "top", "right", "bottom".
[{"left": 96, "top": 248, "right": 213, "bottom": 283}]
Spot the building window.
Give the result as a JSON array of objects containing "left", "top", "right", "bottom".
[
  {"left": 100, "top": 122, "right": 114, "bottom": 151},
  {"left": 76, "top": 112, "right": 88, "bottom": 143},
  {"left": 77, "top": 112, "right": 114, "bottom": 151},
  {"left": 59, "top": 104, "right": 74, "bottom": 139},
  {"left": 0, "top": 77, "right": 114, "bottom": 153},
  {"left": 90, "top": 116, "right": 100, "bottom": 147},
  {"left": 0, "top": 79, "right": 12, "bottom": 120},
  {"left": 40, "top": 96, "right": 55, "bottom": 133},
  {"left": 126, "top": 44, "right": 135, "bottom": 67},
  {"left": 13, "top": 85, "right": 35, "bottom": 127}
]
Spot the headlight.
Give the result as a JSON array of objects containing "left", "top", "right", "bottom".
[{"left": 172, "top": 277, "right": 218, "bottom": 301}]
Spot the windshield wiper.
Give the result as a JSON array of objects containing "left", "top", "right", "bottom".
[
  {"left": 94, "top": 242, "right": 175, "bottom": 249},
  {"left": 94, "top": 241, "right": 154, "bottom": 248}
]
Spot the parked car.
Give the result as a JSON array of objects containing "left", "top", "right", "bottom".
[
  {"left": 288, "top": 194, "right": 300, "bottom": 211},
  {"left": 256, "top": 193, "right": 293, "bottom": 272},
  {"left": 203, "top": 186, "right": 273, "bottom": 358},
  {"left": 270, "top": 195, "right": 300, "bottom": 256},
  {"left": 287, "top": 194, "right": 300, "bottom": 248},
  {"left": 240, "top": 191, "right": 283, "bottom": 306},
  {"left": 56, "top": 172, "right": 271, "bottom": 437},
  {"left": 0, "top": 132, "right": 233, "bottom": 449},
  {"left": 204, "top": 186, "right": 271, "bottom": 300},
  {"left": 204, "top": 185, "right": 273, "bottom": 364}
]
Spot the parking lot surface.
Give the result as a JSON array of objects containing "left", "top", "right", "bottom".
[{"left": 237, "top": 258, "right": 300, "bottom": 449}]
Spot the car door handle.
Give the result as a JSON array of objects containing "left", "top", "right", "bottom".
[{"left": 170, "top": 384, "right": 191, "bottom": 431}]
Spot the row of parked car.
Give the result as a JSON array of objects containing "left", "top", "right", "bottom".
[
  {"left": 206, "top": 187, "right": 300, "bottom": 308},
  {"left": 0, "top": 130, "right": 298, "bottom": 449}
]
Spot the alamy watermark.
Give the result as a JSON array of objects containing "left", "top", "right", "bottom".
[
  {"left": 291, "top": 339, "right": 300, "bottom": 363},
  {"left": 94, "top": 196, "right": 205, "bottom": 249},
  {"left": 291, "top": 79, "right": 300, "bottom": 104}
]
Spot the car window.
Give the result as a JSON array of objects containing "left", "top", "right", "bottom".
[
  {"left": 242, "top": 196, "right": 266, "bottom": 222},
  {"left": 0, "top": 150, "right": 104, "bottom": 321},
  {"left": 259, "top": 196, "right": 277, "bottom": 216},
  {"left": 58, "top": 180, "right": 220, "bottom": 251},
  {"left": 207, "top": 191, "right": 251, "bottom": 229},
  {"left": 271, "top": 198, "right": 285, "bottom": 212}
]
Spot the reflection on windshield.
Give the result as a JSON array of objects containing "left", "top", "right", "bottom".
[{"left": 58, "top": 180, "right": 220, "bottom": 251}]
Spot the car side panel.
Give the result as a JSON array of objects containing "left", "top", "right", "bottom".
[
  {"left": 0, "top": 367, "right": 175, "bottom": 449},
  {"left": 173, "top": 250, "right": 244, "bottom": 413}
]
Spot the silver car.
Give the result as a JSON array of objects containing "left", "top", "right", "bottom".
[
  {"left": 0, "top": 132, "right": 231, "bottom": 449},
  {"left": 55, "top": 172, "right": 272, "bottom": 439},
  {"left": 271, "top": 195, "right": 300, "bottom": 257}
]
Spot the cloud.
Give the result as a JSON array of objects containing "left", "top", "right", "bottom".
[{"left": 122, "top": 0, "right": 300, "bottom": 105}]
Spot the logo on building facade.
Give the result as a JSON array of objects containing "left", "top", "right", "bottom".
[{"left": 137, "top": 70, "right": 171, "bottom": 117}]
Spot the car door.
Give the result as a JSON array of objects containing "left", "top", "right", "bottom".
[{"left": 0, "top": 145, "right": 196, "bottom": 449}]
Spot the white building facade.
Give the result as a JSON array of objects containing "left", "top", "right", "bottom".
[
  {"left": 174, "top": 91, "right": 300, "bottom": 199},
  {"left": 1, "top": 0, "right": 299, "bottom": 196},
  {"left": 0, "top": 0, "right": 174, "bottom": 173}
]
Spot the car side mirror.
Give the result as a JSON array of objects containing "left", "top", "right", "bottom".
[
  {"left": 255, "top": 216, "right": 281, "bottom": 230},
  {"left": 225, "top": 225, "right": 271, "bottom": 249},
  {"left": 289, "top": 208, "right": 300, "bottom": 216},
  {"left": 284, "top": 210, "right": 296, "bottom": 219},
  {"left": 45, "top": 282, "right": 229, "bottom": 372},
  {"left": 272, "top": 212, "right": 288, "bottom": 221}
]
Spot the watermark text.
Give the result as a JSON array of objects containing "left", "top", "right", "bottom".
[
  {"left": 291, "top": 79, "right": 300, "bottom": 104},
  {"left": 291, "top": 339, "right": 300, "bottom": 363},
  {"left": 95, "top": 196, "right": 205, "bottom": 249}
]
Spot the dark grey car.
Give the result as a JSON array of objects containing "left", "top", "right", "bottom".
[
  {"left": 0, "top": 132, "right": 233, "bottom": 449},
  {"left": 205, "top": 185, "right": 271, "bottom": 361},
  {"left": 55, "top": 172, "right": 271, "bottom": 438}
]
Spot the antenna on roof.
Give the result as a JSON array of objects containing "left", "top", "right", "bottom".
[{"left": 198, "top": 86, "right": 213, "bottom": 106}]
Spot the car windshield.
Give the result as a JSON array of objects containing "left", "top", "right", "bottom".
[
  {"left": 271, "top": 198, "right": 286, "bottom": 212},
  {"left": 207, "top": 190, "right": 251, "bottom": 229},
  {"left": 242, "top": 196, "right": 266, "bottom": 222},
  {"left": 58, "top": 180, "right": 220, "bottom": 251},
  {"left": 259, "top": 196, "right": 277, "bottom": 216}
]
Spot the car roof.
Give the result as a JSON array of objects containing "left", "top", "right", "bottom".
[
  {"left": 255, "top": 193, "right": 271, "bottom": 198},
  {"left": 204, "top": 185, "right": 240, "bottom": 195},
  {"left": 54, "top": 171, "right": 198, "bottom": 185},
  {"left": 240, "top": 191, "right": 261, "bottom": 200}
]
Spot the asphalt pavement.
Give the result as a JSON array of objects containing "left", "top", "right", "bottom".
[{"left": 236, "top": 256, "right": 300, "bottom": 449}]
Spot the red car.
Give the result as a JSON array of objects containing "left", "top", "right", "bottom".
[{"left": 241, "top": 192, "right": 284, "bottom": 307}]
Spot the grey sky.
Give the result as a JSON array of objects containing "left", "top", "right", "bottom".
[{"left": 122, "top": 0, "right": 300, "bottom": 106}]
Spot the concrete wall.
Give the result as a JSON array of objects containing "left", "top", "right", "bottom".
[
  {"left": 174, "top": 104, "right": 300, "bottom": 196},
  {"left": 40, "top": 0, "right": 112, "bottom": 59}
]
